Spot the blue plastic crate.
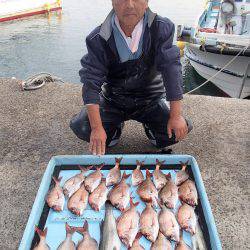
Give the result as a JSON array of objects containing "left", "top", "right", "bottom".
[{"left": 19, "top": 154, "right": 222, "bottom": 250}]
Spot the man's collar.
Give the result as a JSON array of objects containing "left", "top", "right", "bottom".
[{"left": 99, "top": 8, "right": 157, "bottom": 41}]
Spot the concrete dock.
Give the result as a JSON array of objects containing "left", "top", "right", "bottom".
[{"left": 0, "top": 77, "right": 249, "bottom": 249}]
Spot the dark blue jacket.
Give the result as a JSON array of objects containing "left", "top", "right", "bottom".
[{"left": 79, "top": 8, "right": 183, "bottom": 105}]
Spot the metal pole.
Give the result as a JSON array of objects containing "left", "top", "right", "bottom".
[{"left": 239, "top": 62, "right": 250, "bottom": 99}]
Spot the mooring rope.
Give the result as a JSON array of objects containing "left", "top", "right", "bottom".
[
  {"left": 185, "top": 44, "right": 250, "bottom": 95},
  {"left": 20, "top": 72, "right": 64, "bottom": 91}
]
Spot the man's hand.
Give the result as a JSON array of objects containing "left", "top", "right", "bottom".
[
  {"left": 167, "top": 115, "right": 188, "bottom": 141},
  {"left": 168, "top": 100, "right": 188, "bottom": 141},
  {"left": 86, "top": 104, "right": 106, "bottom": 155},
  {"left": 89, "top": 126, "right": 107, "bottom": 155}
]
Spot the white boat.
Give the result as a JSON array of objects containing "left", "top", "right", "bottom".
[
  {"left": 178, "top": 0, "right": 250, "bottom": 99},
  {"left": 0, "top": 0, "right": 62, "bottom": 23}
]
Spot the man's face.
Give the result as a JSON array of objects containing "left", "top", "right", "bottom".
[{"left": 112, "top": 0, "right": 148, "bottom": 26}]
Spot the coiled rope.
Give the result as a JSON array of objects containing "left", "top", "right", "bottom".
[
  {"left": 185, "top": 44, "right": 250, "bottom": 95},
  {"left": 20, "top": 72, "right": 64, "bottom": 91}
]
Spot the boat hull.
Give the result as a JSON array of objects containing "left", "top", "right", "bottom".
[
  {"left": 0, "top": 0, "right": 62, "bottom": 22},
  {"left": 185, "top": 43, "right": 250, "bottom": 99}
]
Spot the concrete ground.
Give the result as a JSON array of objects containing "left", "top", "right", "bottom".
[{"left": 0, "top": 78, "right": 249, "bottom": 249}]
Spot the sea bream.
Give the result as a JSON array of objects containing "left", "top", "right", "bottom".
[
  {"left": 139, "top": 201, "right": 159, "bottom": 242},
  {"left": 150, "top": 232, "right": 171, "bottom": 250},
  {"left": 73, "top": 221, "right": 98, "bottom": 250},
  {"left": 177, "top": 203, "right": 197, "bottom": 235},
  {"left": 46, "top": 176, "right": 65, "bottom": 212},
  {"left": 176, "top": 236, "right": 192, "bottom": 250},
  {"left": 33, "top": 226, "right": 50, "bottom": 250},
  {"left": 159, "top": 173, "right": 178, "bottom": 209},
  {"left": 108, "top": 172, "right": 131, "bottom": 211},
  {"left": 106, "top": 158, "right": 122, "bottom": 186},
  {"left": 131, "top": 160, "right": 144, "bottom": 186},
  {"left": 152, "top": 159, "right": 168, "bottom": 190},
  {"left": 99, "top": 201, "right": 121, "bottom": 250},
  {"left": 137, "top": 169, "right": 158, "bottom": 207},
  {"left": 67, "top": 183, "right": 89, "bottom": 216},
  {"left": 89, "top": 178, "right": 109, "bottom": 211},
  {"left": 117, "top": 198, "right": 140, "bottom": 248},
  {"left": 176, "top": 161, "right": 189, "bottom": 186},
  {"left": 84, "top": 164, "right": 104, "bottom": 193},
  {"left": 179, "top": 179, "right": 198, "bottom": 206},
  {"left": 63, "top": 165, "right": 91, "bottom": 198},
  {"left": 129, "top": 233, "right": 145, "bottom": 250},
  {"left": 57, "top": 223, "right": 76, "bottom": 250},
  {"left": 158, "top": 205, "right": 180, "bottom": 242}
]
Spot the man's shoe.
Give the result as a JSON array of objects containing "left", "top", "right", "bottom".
[
  {"left": 107, "top": 122, "right": 125, "bottom": 147},
  {"left": 143, "top": 123, "right": 157, "bottom": 147}
]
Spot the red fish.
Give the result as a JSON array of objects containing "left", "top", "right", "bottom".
[
  {"left": 179, "top": 179, "right": 198, "bottom": 206},
  {"left": 85, "top": 164, "right": 104, "bottom": 193},
  {"left": 89, "top": 178, "right": 109, "bottom": 211},
  {"left": 129, "top": 233, "right": 145, "bottom": 250},
  {"left": 63, "top": 165, "right": 91, "bottom": 198},
  {"left": 150, "top": 232, "right": 171, "bottom": 250},
  {"left": 177, "top": 204, "right": 197, "bottom": 235},
  {"left": 139, "top": 201, "right": 159, "bottom": 242},
  {"left": 73, "top": 221, "right": 98, "bottom": 250},
  {"left": 176, "top": 161, "right": 189, "bottom": 186},
  {"left": 158, "top": 205, "right": 180, "bottom": 242},
  {"left": 137, "top": 169, "right": 158, "bottom": 207},
  {"left": 152, "top": 159, "right": 168, "bottom": 190},
  {"left": 46, "top": 176, "right": 65, "bottom": 212},
  {"left": 117, "top": 198, "right": 140, "bottom": 247},
  {"left": 67, "top": 183, "right": 88, "bottom": 216},
  {"left": 57, "top": 223, "right": 76, "bottom": 250},
  {"left": 159, "top": 173, "right": 178, "bottom": 209},
  {"left": 108, "top": 172, "right": 131, "bottom": 211},
  {"left": 106, "top": 157, "right": 122, "bottom": 186},
  {"left": 131, "top": 160, "right": 144, "bottom": 186}
]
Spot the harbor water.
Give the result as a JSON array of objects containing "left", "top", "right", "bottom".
[{"left": 0, "top": 0, "right": 226, "bottom": 96}]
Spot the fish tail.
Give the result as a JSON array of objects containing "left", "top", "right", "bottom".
[
  {"left": 129, "top": 197, "right": 139, "bottom": 208},
  {"left": 35, "top": 226, "right": 47, "bottom": 239},
  {"left": 122, "top": 171, "right": 131, "bottom": 180},
  {"left": 136, "top": 160, "right": 144, "bottom": 169},
  {"left": 135, "top": 232, "right": 143, "bottom": 240},
  {"left": 75, "top": 220, "right": 89, "bottom": 235},
  {"left": 52, "top": 176, "right": 62, "bottom": 184},
  {"left": 96, "top": 163, "right": 104, "bottom": 171},
  {"left": 166, "top": 172, "right": 171, "bottom": 179},
  {"left": 156, "top": 159, "right": 165, "bottom": 168},
  {"left": 65, "top": 223, "right": 75, "bottom": 235},
  {"left": 115, "top": 157, "right": 123, "bottom": 165},
  {"left": 146, "top": 169, "right": 152, "bottom": 178},
  {"left": 78, "top": 165, "right": 93, "bottom": 172},
  {"left": 180, "top": 161, "right": 189, "bottom": 171}
]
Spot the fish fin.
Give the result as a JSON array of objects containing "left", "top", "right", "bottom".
[
  {"left": 115, "top": 157, "right": 123, "bottom": 165},
  {"left": 96, "top": 163, "right": 105, "bottom": 171},
  {"left": 146, "top": 169, "right": 152, "bottom": 178},
  {"left": 65, "top": 223, "right": 75, "bottom": 234},
  {"left": 52, "top": 176, "right": 62, "bottom": 184},
  {"left": 122, "top": 171, "right": 131, "bottom": 180}
]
